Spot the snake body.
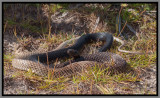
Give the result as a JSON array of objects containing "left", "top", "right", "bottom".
[{"left": 12, "top": 32, "right": 127, "bottom": 78}]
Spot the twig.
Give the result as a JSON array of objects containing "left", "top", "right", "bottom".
[
  {"left": 46, "top": 52, "right": 50, "bottom": 79},
  {"left": 116, "top": 5, "right": 123, "bottom": 36},
  {"left": 118, "top": 20, "right": 127, "bottom": 37},
  {"left": 146, "top": 11, "right": 157, "bottom": 13},
  {"left": 122, "top": 20, "right": 138, "bottom": 38},
  {"left": 118, "top": 6, "right": 123, "bottom": 19},
  {"left": 51, "top": 58, "right": 58, "bottom": 79}
]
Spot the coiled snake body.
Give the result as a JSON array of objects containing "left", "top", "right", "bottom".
[{"left": 12, "top": 32, "right": 127, "bottom": 78}]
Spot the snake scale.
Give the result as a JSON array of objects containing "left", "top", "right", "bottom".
[{"left": 12, "top": 32, "right": 127, "bottom": 78}]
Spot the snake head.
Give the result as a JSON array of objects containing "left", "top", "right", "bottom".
[{"left": 67, "top": 49, "right": 80, "bottom": 59}]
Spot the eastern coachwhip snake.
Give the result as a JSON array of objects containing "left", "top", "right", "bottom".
[{"left": 12, "top": 32, "right": 127, "bottom": 78}]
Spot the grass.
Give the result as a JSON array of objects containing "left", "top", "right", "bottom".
[
  {"left": 95, "top": 84, "right": 114, "bottom": 94},
  {"left": 3, "top": 53, "right": 14, "bottom": 75},
  {"left": 5, "top": 18, "right": 47, "bottom": 34},
  {"left": 4, "top": 53, "right": 13, "bottom": 64},
  {"left": 3, "top": 3, "right": 157, "bottom": 95}
]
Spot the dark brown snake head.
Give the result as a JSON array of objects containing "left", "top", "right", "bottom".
[{"left": 67, "top": 49, "right": 80, "bottom": 59}]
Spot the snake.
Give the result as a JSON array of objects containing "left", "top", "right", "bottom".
[{"left": 12, "top": 32, "right": 127, "bottom": 78}]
